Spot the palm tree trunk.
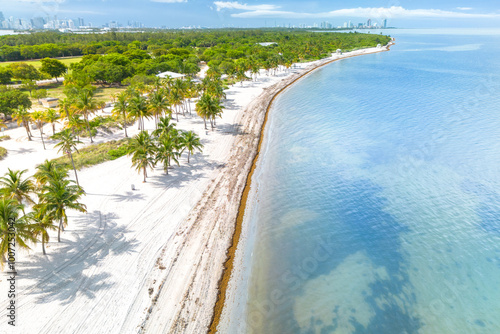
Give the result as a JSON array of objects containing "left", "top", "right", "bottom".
[
  {"left": 58, "top": 217, "right": 62, "bottom": 242},
  {"left": 203, "top": 117, "right": 207, "bottom": 130},
  {"left": 24, "top": 123, "right": 32, "bottom": 140},
  {"left": 69, "top": 152, "right": 80, "bottom": 187},
  {"left": 143, "top": 166, "right": 147, "bottom": 182},
  {"left": 210, "top": 118, "right": 214, "bottom": 130},
  {"left": 39, "top": 127, "right": 46, "bottom": 150},
  {"left": 85, "top": 114, "right": 93, "bottom": 143},
  {"left": 42, "top": 237, "right": 46, "bottom": 255},
  {"left": 52, "top": 123, "right": 55, "bottom": 135}
]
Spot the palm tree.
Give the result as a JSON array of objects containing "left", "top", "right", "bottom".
[
  {"left": 39, "top": 178, "right": 86, "bottom": 242},
  {"left": 12, "top": 107, "right": 32, "bottom": 141},
  {"left": 0, "top": 198, "right": 35, "bottom": 266},
  {"left": 196, "top": 94, "right": 223, "bottom": 130},
  {"left": 53, "top": 130, "right": 82, "bottom": 187},
  {"left": 169, "top": 88, "right": 182, "bottom": 122},
  {"left": 148, "top": 89, "right": 170, "bottom": 128},
  {"left": 44, "top": 108, "right": 60, "bottom": 136},
  {"left": 128, "top": 131, "right": 155, "bottom": 182},
  {"left": 0, "top": 169, "right": 35, "bottom": 214},
  {"left": 0, "top": 119, "right": 7, "bottom": 131},
  {"left": 112, "top": 91, "right": 129, "bottom": 138},
  {"left": 128, "top": 94, "right": 150, "bottom": 131},
  {"left": 30, "top": 110, "right": 47, "bottom": 150},
  {"left": 34, "top": 160, "right": 68, "bottom": 188},
  {"left": 155, "top": 137, "right": 180, "bottom": 175},
  {"left": 74, "top": 88, "right": 98, "bottom": 143},
  {"left": 180, "top": 131, "right": 203, "bottom": 163},
  {"left": 152, "top": 116, "right": 176, "bottom": 139},
  {"left": 29, "top": 204, "right": 58, "bottom": 255}
]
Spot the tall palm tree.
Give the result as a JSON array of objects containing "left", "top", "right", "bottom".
[
  {"left": 0, "top": 198, "right": 35, "bottom": 266},
  {"left": 52, "top": 130, "right": 82, "bottom": 187},
  {"left": 74, "top": 88, "right": 98, "bottom": 143},
  {"left": 34, "top": 160, "right": 68, "bottom": 188},
  {"left": 12, "top": 107, "right": 32, "bottom": 141},
  {"left": 29, "top": 203, "right": 58, "bottom": 255},
  {"left": 39, "top": 178, "right": 86, "bottom": 242},
  {"left": 169, "top": 88, "right": 182, "bottom": 122},
  {"left": 152, "top": 116, "right": 176, "bottom": 139},
  {"left": 0, "top": 169, "right": 35, "bottom": 214},
  {"left": 128, "top": 131, "right": 155, "bottom": 182},
  {"left": 112, "top": 91, "right": 129, "bottom": 138},
  {"left": 30, "top": 110, "right": 47, "bottom": 150},
  {"left": 44, "top": 108, "right": 60, "bottom": 136},
  {"left": 128, "top": 94, "right": 150, "bottom": 131},
  {"left": 196, "top": 93, "right": 223, "bottom": 130},
  {"left": 155, "top": 137, "right": 180, "bottom": 175},
  {"left": 180, "top": 131, "right": 203, "bottom": 163},
  {"left": 148, "top": 89, "right": 170, "bottom": 128}
]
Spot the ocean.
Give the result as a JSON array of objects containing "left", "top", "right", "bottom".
[{"left": 237, "top": 29, "right": 500, "bottom": 334}]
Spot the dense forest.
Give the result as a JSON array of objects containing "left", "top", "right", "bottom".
[{"left": 0, "top": 29, "right": 390, "bottom": 62}]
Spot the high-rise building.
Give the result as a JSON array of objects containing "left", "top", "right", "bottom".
[
  {"left": 367, "top": 19, "right": 372, "bottom": 27},
  {"left": 383, "top": 19, "right": 387, "bottom": 28},
  {"left": 31, "top": 17, "right": 45, "bottom": 29},
  {"left": 0, "top": 12, "right": 5, "bottom": 22},
  {"left": 78, "top": 17, "right": 84, "bottom": 27}
]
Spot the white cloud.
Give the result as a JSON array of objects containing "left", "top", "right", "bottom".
[
  {"left": 214, "top": 3, "right": 500, "bottom": 19},
  {"left": 214, "top": 1, "right": 279, "bottom": 12},
  {"left": 456, "top": 7, "right": 473, "bottom": 11},
  {"left": 151, "top": 0, "right": 187, "bottom": 2}
]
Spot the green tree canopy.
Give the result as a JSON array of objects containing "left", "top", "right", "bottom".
[{"left": 40, "top": 58, "right": 67, "bottom": 82}]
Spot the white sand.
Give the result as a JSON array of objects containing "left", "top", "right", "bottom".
[{"left": 0, "top": 44, "right": 391, "bottom": 334}]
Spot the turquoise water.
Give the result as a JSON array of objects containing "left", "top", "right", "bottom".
[{"left": 244, "top": 31, "right": 500, "bottom": 333}]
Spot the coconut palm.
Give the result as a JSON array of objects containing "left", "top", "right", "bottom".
[
  {"left": 34, "top": 160, "right": 68, "bottom": 188},
  {"left": 148, "top": 89, "right": 170, "bottom": 128},
  {"left": 39, "top": 177, "right": 86, "bottom": 242},
  {"left": 0, "top": 198, "right": 35, "bottom": 266},
  {"left": 127, "top": 94, "right": 150, "bottom": 131},
  {"left": 44, "top": 108, "right": 60, "bottom": 136},
  {"left": 74, "top": 88, "right": 98, "bottom": 143},
  {"left": 52, "top": 130, "right": 82, "bottom": 187},
  {"left": 29, "top": 204, "right": 58, "bottom": 255},
  {"left": 12, "top": 107, "right": 32, "bottom": 141},
  {"left": 169, "top": 88, "right": 182, "bottom": 122},
  {"left": 155, "top": 137, "right": 180, "bottom": 175},
  {"left": 196, "top": 93, "right": 223, "bottom": 130},
  {"left": 0, "top": 169, "right": 35, "bottom": 214},
  {"left": 180, "top": 131, "right": 203, "bottom": 163},
  {"left": 112, "top": 91, "right": 129, "bottom": 138},
  {"left": 152, "top": 116, "right": 176, "bottom": 139},
  {"left": 128, "top": 131, "right": 155, "bottom": 182},
  {"left": 30, "top": 110, "right": 47, "bottom": 150}
]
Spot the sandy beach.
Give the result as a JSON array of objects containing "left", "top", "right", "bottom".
[{"left": 0, "top": 44, "right": 391, "bottom": 334}]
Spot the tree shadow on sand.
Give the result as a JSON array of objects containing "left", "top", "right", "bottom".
[{"left": 17, "top": 211, "right": 138, "bottom": 305}]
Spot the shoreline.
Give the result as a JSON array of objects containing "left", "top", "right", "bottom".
[
  {"left": 211, "top": 43, "right": 394, "bottom": 333},
  {"left": 141, "top": 44, "right": 393, "bottom": 333}
]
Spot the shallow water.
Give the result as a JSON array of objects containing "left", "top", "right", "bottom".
[{"left": 243, "top": 31, "right": 500, "bottom": 333}]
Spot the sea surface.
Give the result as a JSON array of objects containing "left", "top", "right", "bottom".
[{"left": 241, "top": 29, "right": 500, "bottom": 333}]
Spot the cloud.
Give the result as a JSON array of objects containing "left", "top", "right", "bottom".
[
  {"left": 456, "top": 7, "right": 473, "bottom": 11},
  {"left": 213, "top": 3, "right": 500, "bottom": 19},
  {"left": 214, "top": 1, "right": 279, "bottom": 12},
  {"left": 151, "top": 0, "right": 187, "bottom": 2}
]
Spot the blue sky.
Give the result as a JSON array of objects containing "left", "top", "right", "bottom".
[{"left": 1, "top": 0, "right": 499, "bottom": 28}]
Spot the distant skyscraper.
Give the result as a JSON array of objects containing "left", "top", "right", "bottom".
[
  {"left": 31, "top": 17, "right": 45, "bottom": 29},
  {"left": 0, "top": 12, "right": 5, "bottom": 22},
  {"left": 78, "top": 17, "right": 84, "bottom": 27},
  {"left": 383, "top": 19, "right": 387, "bottom": 28},
  {"left": 367, "top": 19, "right": 372, "bottom": 27}
]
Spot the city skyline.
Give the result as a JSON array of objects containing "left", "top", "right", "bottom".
[{"left": 0, "top": 1, "right": 499, "bottom": 29}]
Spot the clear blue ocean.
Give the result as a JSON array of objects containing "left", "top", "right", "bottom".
[{"left": 243, "top": 29, "right": 500, "bottom": 334}]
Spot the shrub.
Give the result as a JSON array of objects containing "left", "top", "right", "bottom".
[{"left": 0, "top": 147, "right": 7, "bottom": 160}]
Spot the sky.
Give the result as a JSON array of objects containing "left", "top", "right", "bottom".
[{"left": 0, "top": 0, "right": 499, "bottom": 28}]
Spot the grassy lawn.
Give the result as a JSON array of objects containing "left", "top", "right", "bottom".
[
  {"left": 29, "top": 83, "right": 128, "bottom": 106},
  {"left": 50, "top": 138, "right": 130, "bottom": 170},
  {"left": 0, "top": 56, "right": 84, "bottom": 69}
]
